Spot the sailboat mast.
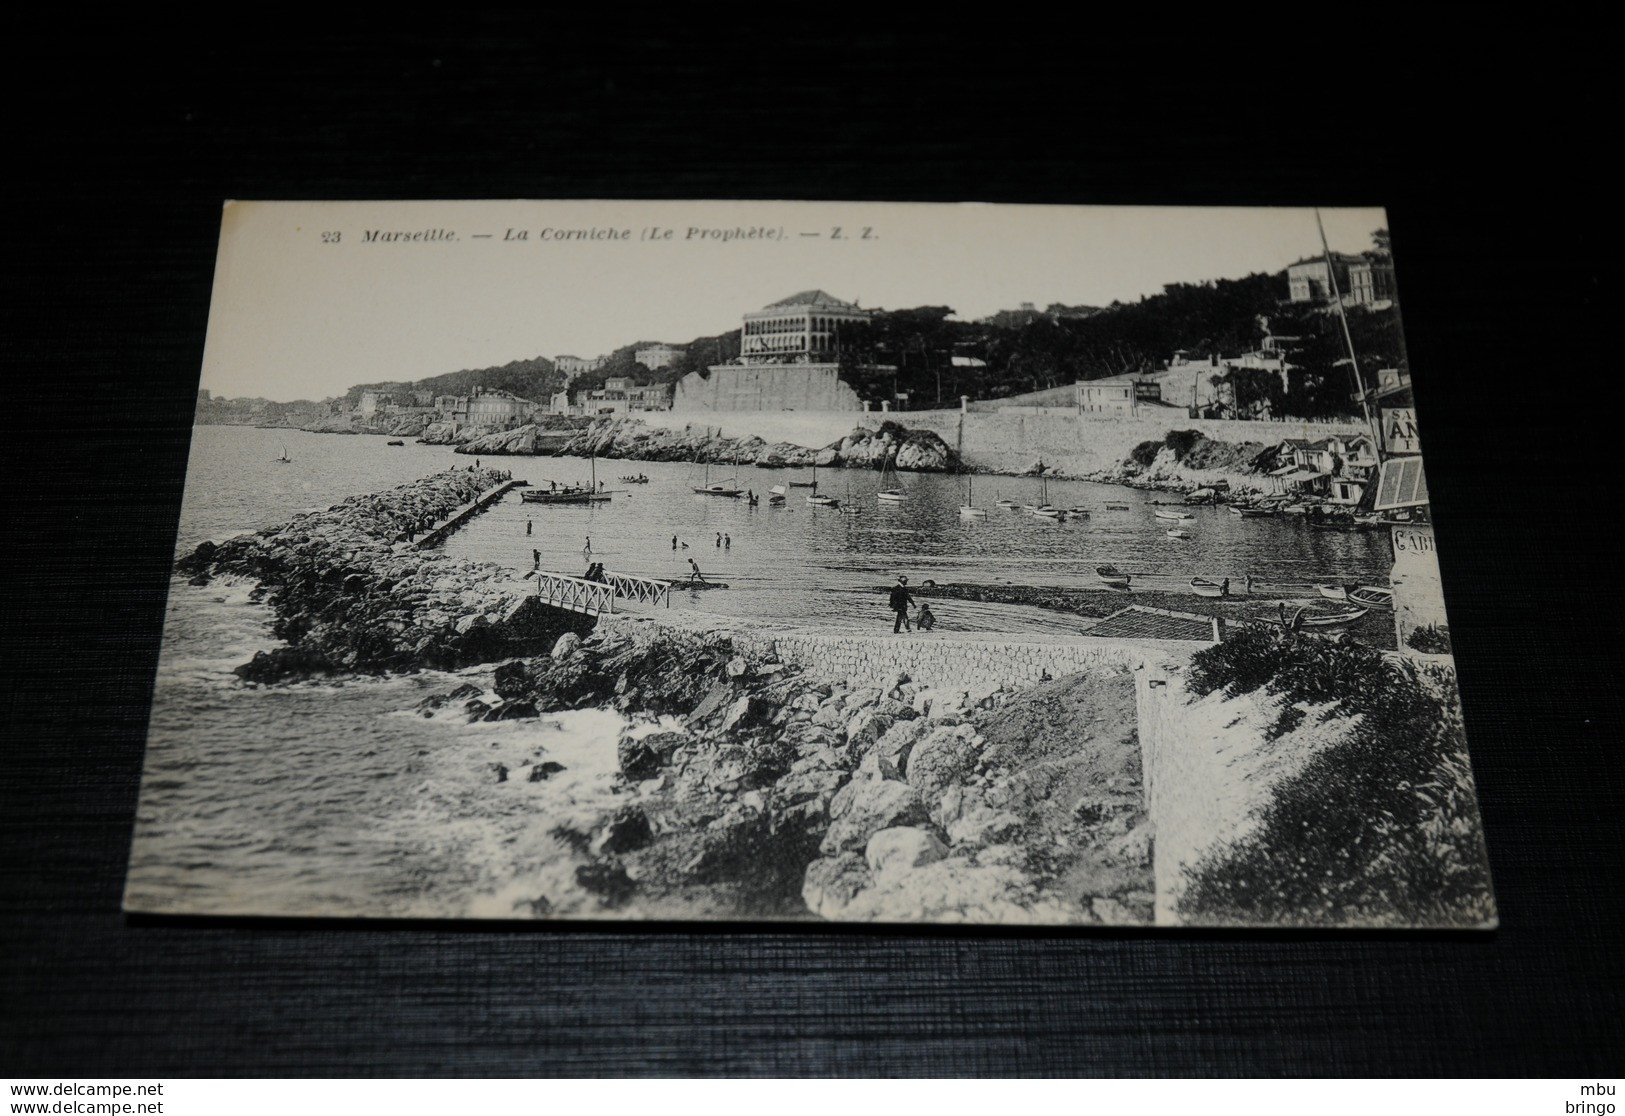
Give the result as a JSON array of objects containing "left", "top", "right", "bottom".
[{"left": 1315, "top": 208, "right": 1383, "bottom": 457}]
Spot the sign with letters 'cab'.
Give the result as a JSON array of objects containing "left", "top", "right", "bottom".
[{"left": 1383, "top": 407, "right": 1421, "bottom": 455}]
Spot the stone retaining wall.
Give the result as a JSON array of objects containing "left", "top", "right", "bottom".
[{"left": 597, "top": 612, "right": 1189, "bottom": 695}]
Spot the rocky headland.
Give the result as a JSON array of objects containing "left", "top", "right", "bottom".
[
  {"left": 440, "top": 417, "right": 961, "bottom": 473},
  {"left": 423, "top": 620, "right": 1152, "bottom": 924},
  {"left": 176, "top": 468, "right": 592, "bottom": 681}
]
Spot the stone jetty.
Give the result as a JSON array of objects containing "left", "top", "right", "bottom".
[{"left": 177, "top": 468, "right": 592, "bottom": 680}]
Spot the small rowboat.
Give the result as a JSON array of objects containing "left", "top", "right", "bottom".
[
  {"left": 996, "top": 498, "right": 1020, "bottom": 509},
  {"left": 1317, "top": 584, "right": 1354, "bottom": 602},
  {"left": 1096, "top": 565, "right": 1132, "bottom": 588},
  {"left": 1155, "top": 509, "right": 1193, "bottom": 521},
  {"left": 1032, "top": 505, "right": 1064, "bottom": 519},
  {"left": 1105, "top": 503, "right": 1130, "bottom": 511},
  {"left": 1166, "top": 528, "right": 1193, "bottom": 539},
  {"left": 1068, "top": 506, "right": 1091, "bottom": 517},
  {"left": 386, "top": 440, "right": 405, "bottom": 446},
  {"left": 1230, "top": 506, "right": 1274, "bottom": 518},
  {"left": 876, "top": 489, "right": 908, "bottom": 503},
  {"left": 1191, "top": 577, "right": 1228, "bottom": 598},
  {"left": 839, "top": 505, "right": 862, "bottom": 516},
  {"left": 1278, "top": 607, "right": 1369, "bottom": 628},
  {"left": 959, "top": 506, "right": 986, "bottom": 518},
  {"left": 807, "top": 494, "right": 839, "bottom": 507},
  {"left": 1346, "top": 586, "right": 1393, "bottom": 609}
]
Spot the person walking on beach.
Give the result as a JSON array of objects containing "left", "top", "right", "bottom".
[
  {"left": 889, "top": 575, "right": 916, "bottom": 634},
  {"left": 716, "top": 532, "right": 722, "bottom": 548},
  {"left": 687, "top": 558, "right": 708, "bottom": 586},
  {"left": 724, "top": 533, "right": 731, "bottom": 550},
  {"left": 1220, "top": 577, "right": 1230, "bottom": 598},
  {"left": 583, "top": 537, "right": 592, "bottom": 560}
]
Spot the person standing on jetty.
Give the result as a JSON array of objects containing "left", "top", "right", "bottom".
[{"left": 890, "top": 575, "right": 916, "bottom": 633}]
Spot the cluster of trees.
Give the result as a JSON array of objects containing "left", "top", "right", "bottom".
[{"left": 346, "top": 355, "right": 566, "bottom": 408}]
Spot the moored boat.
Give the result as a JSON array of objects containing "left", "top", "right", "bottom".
[
  {"left": 1317, "top": 584, "right": 1353, "bottom": 602},
  {"left": 1191, "top": 577, "right": 1229, "bottom": 598},
  {"left": 1230, "top": 505, "right": 1274, "bottom": 518},
  {"left": 1154, "top": 508, "right": 1192, "bottom": 521},
  {"left": 1268, "top": 606, "right": 1369, "bottom": 629},
  {"left": 1346, "top": 585, "right": 1394, "bottom": 609},
  {"left": 807, "top": 493, "right": 839, "bottom": 507},
  {"left": 1096, "top": 565, "right": 1132, "bottom": 588},
  {"left": 1105, "top": 503, "right": 1130, "bottom": 511},
  {"left": 1166, "top": 528, "right": 1193, "bottom": 539}
]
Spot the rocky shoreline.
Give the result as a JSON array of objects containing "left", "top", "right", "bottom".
[
  {"left": 419, "top": 620, "right": 1151, "bottom": 924},
  {"left": 447, "top": 416, "right": 961, "bottom": 473},
  {"left": 176, "top": 468, "right": 592, "bottom": 680}
]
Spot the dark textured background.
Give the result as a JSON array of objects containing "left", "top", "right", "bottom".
[{"left": 4, "top": 24, "right": 1620, "bottom": 1076}]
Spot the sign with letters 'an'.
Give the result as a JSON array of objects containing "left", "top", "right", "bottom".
[{"left": 1383, "top": 407, "right": 1421, "bottom": 455}]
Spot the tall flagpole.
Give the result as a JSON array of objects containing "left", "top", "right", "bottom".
[{"left": 1316, "top": 208, "right": 1384, "bottom": 459}]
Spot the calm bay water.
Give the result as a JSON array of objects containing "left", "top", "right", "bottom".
[{"left": 128, "top": 425, "right": 1390, "bottom": 919}]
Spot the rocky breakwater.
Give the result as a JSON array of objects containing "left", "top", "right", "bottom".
[
  {"left": 476, "top": 621, "right": 1152, "bottom": 923},
  {"left": 547, "top": 417, "right": 960, "bottom": 473},
  {"left": 176, "top": 469, "right": 593, "bottom": 682},
  {"left": 1087, "top": 429, "right": 1276, "bottom": 495}
]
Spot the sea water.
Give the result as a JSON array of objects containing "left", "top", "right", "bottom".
[{"left": 126, "top": 425, "right": 1390, "bottom": 918}]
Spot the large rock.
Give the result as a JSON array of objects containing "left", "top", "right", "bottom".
[
  {"left": 820, "top": 778, "right": 928, "bottom": 855},
  {"left": 865, "top": 826, "right": 948, "bottom": 882},
  {"left": 801, "top": 853, "right": 872, "bottom": 919},
  {"left": 906, "top": 724, "right": 984, "bottom": 798}
]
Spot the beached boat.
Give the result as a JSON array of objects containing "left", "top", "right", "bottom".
[
  {"left": 1346, "top": 586, "right": 1394, "bottom": 609},
  {"left": 1166, "top": 528, "right": 1193, "bottom": 539},
  {"left": 1068, "top": 506, "right": 1091, "bottom": 518},
  {"left": 1230, "top": 505, "right": 1274, "bottom": 518},
  {"left": 1317, "top": 584, "right": 1354, "bottom": 602},
  {"left": 1154, "top": 508, "right": 1192, "bottom": 521},
  {"left": 1268, "top": 606, "right": 1369, "bottom": 629},
  {"left": 1191, "top": 577, "right": 1229, "bottom": 598},
  {"left": 1105, "top": 503, "right": 1130, "bottom": 511},
  {"left": 1096, "top": 565, "right": 1132, "bottom": 588}
]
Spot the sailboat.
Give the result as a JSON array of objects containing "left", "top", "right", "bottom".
[
  {"left": 1027, "top": 475, "right": 1063, "bottom": 519},
  {"left": 839, "top": 474, "right": 861, "bottom": 514},
  {"left": 995, "top": 491, "right": 1019, "bottom": 510},
  {"left": 522, "top": 447, "right": 610, "bottom": 504},
  {"left": 959, "top": 472, "right": 985, "bottom": 518},
  {"left": 275, "top": 443, "right": 292, "bottom": 464},
  {"left": 876, "top": 452, "right": 907, "bottom": 503},
  {"left": 692, "top": 462, "right": 743, "bottom": 498},
  {"left": 789, "top": 462, "right": 818, "bottom": 489},
  {"left": 768, "top": 484, "right": 787, "bottom": 505}
]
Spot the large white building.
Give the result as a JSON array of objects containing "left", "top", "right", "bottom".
[{"left": 674, "top": 290, "right": 883, "bottom": 412}]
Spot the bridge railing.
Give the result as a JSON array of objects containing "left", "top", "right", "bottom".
[
  {"left": 535, "top": 573, "right": 618, "bottom": 616},
  {"left": 600, "top": 570, "right": 671, "bottom": 609}
]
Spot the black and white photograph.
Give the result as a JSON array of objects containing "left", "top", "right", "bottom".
[{"left": 122, "top": 199, "right": 1495, "bottom": 929}]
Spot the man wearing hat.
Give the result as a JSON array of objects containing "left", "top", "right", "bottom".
[{"left": 889, "top": 575, "right": 917, "bottom": 633}]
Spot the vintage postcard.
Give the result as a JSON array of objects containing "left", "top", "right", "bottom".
[{"left": 125, "top": 200, "right": 1494, "bottom": 928}]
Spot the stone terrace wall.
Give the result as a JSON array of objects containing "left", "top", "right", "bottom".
[{"left": 597, "top": 612, "right": 1190, "bottom": 696}]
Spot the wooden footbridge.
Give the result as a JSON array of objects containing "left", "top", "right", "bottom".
[{"left": 534, "top": 569, "right": 672, "bottom": 616}]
